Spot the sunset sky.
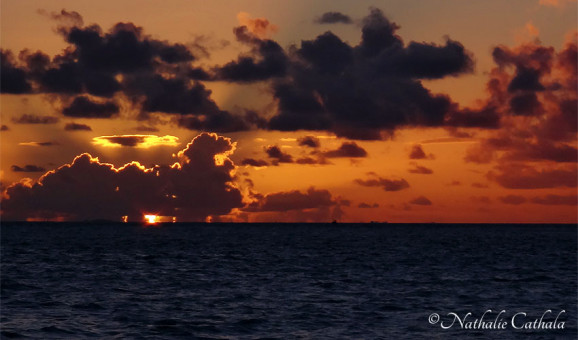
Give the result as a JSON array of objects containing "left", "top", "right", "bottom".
[{"left": 1, "top": 0, "right": 576, "bottom": 223}]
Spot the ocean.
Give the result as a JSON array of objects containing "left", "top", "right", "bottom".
[{"left": 1, "top": 223, "right": 576, "bottom": 339}]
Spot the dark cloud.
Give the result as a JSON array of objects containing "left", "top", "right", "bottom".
[
  {"left": 408, "top": 164, "right": 433, "bottom": 174},
  {"left": 445, "top": 106, "right": 501, "bottom": 129},
  {"left": 509, "top": 93, "right": 543, "bottom": 116},
  {"left": 503, "top": 141, "right": 577, "bottom": 163},
  {"left": 409, "top": 144, "right": 426, "bottom": 159},
  {"left": 0, "top": 50, "right": 32, "bottom": 94},
  {"left": 214, "top": 26, "right": 288, "bottom": 82},
  {"left": 1, "top": 15, "right": 249, "bottom": 133},
  {"left": 295, "top": 156, "right": 329, "bottom": 165},
  {"left": 314, "top": 11, "right": 353, "bottom": 24},
  {"left": 2, "top": 133, "right": 243, "bottom": 221},
  {"left": 265, "top": 145, "right": 293, "bottom": 164},
  {"left": 463, "top": 38, "right": 577, "bottom": 164},
  {"left": 297, "top": 136, "right": 320, "bottom": 148},
  {"left": 128, "top": 75, "right": 215, "bottom": 115},
  {"left": 39, "top": 9, "right": 84, "bottom": 28},
  {"left": 499, "top": 195, "right": 527, "bottom": 205},
  {"left": 323, "top": 142, "right": 367, "bottom": 158},
  {"left": 358, "top": 202, "right": 379, "bottom": 208},
  {"left": 11, "top": 165, "right": 46, "bottom": 172},
  {"left": 64, "top": 123, "right": 92, "bottom": 131},
  {"left": 63, "top": 96, "right": 119, "bottom": 118},
  {"left": 487, "top": 164, "right": 577, "bottom": 189},
  {"left": 12, "top": 114, "right": 59, "bottom": 124},
  {"left": 0, "top": 125, "right": 9, "bottom": 131},
  {"left": 241, "top": 158, "right": 269, "bottom": 167},
  {"left": 244, "top": 187, "right": 336, "bottom": 212},
  {"left": 354, "top": 173, "right": 410, "bottom": 191},
  {"left": 409, "top": 196, "right": 432, "bottom": 205},
  {"left": 97, "top": 135, "right": 145, "bottom": 147},
  {"left": 530, "top": 194, "right": 577, "bottom": 206},
  {"left": 267, "top": 8, "right": 478, "bottom": 139}
]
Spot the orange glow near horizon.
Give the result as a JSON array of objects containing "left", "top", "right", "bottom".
[{"left": 144, "top": 214, "right": 158, "bottom": 224}]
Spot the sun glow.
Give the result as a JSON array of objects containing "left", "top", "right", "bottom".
[{"left": 144, "top": 214, "right": 158, "bottom": 224}]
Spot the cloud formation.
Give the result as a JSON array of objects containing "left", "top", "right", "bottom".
[
  {"left": 92, "top": 135, "right": 179, "bottom": 148},
  {"left": 487, "top": 164, "right": 577, "bottom": 189},
  {"left": 354, "top": 173, "right": 410, "bottom": 191},
  {"left": 265, "top": 145, "right": 293, "bottom": 164},
  {"left": 0, "top": 13, "right": 248, "bottom": 132},
  {"left": 314, "top": 12, "right": 353, "bottom": 24},
  {"left": 409, "top": 196, "right": 432, "bottom": 205},
  {"left": 464, "top": 34, "right": 577, "bottom": 165},
  {"left": 11, "top": 165, "right": 46, "bottom": 173},
  {"left": 2, "top": 133, "right": 243, "bottom": 221},
  {"left": 298, "top": 136, "right": 320, "bottom": 148},
  {"left": 267, "top": 8, "right": 479, "bottom": 139},
  {"left": 530, "top": 194, "right": 577, "bottom": 205},
  {"left": 12, "top": 114, "right": 59, "bottom": 124},
  {"left": 243, "top": 187, "right": 344, "bottom": 222},
  {"left": 322, "top": 142, "right": 367, "bottom": 158},
  {"left": 408, "top": 164, "right": 433, "bottom": 174},
  {"left": 18, "top": 142, "right": 57, "bottom": 147}
]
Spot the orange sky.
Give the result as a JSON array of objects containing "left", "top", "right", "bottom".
[{"left": 1, "top": 0, "right": 576, "bottom": 222}]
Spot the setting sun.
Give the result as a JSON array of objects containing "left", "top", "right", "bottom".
[{"left": 144, "top": 215, "right": 158, "bottom": 224}]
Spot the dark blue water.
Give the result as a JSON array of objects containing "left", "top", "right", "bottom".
[{"left": 1, "top": 223, "right": 576, "bottom": 339}]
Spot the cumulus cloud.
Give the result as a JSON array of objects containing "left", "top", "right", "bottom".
[
  {"left": 265, "top": 145, "right": 293, "bottom": 164},
  {"left": 62, "top": 96, "right": 119, "bottom": 118},
  {"left": 1, "top": 133, "right": 243, "bottom": 221},
  {"left": 463, "top": 34, "right": 577, "bottom": 164},
  {"left": 1, "top": 125, "right": 9, "bottom": 131},
  {"left": 11, "top": 165, "right": 46, "bottom": 172},
  {"left": 243, "top": 187, "right": 344, "bottom": 222},
  {"left": 92, "top": 135, "right": 179, "bottom": 148},
  {"left": 322, "top": 142, "right": 367, "bottom": 158},
  {"left": 241, "top": 158, "right": 269, "bottom": 167},
  {"left": 408, "top": 164, "right": 433, "bottom": 174},
  {"left": 297, "top": 136, "right": 320, "bottom": 148},
  {"left": 314, "top": 11, "right": 353, "bottom": 24},
  {"left": 409, "top": 196, "right": 432, "bottom": 205},
  {"left": 0, "top": 50, "right": 32, "bottom": 94},
  {"left": 214, "top": 23, "right": 288, "bottom": 82},
  {"left": 267, "top": 8, "right": 478, "bottom": 139},
  {"left": 244, "top": 187, "right": 335, "bottom": 212},
  {"left": 354, "top": 173, "right": 410, "bottom": 191},
  {"left": 409, "top": 144, "right": 434, "bottom": 159},
  {"left": 0, "top": 14, "right": 249, "bottom": 133},
  {"left": 487, "top": 164, "right": 577, "bottom": 189},
  {"left": 64, "top": 122, "right": 92, "bottom": 131},
  {"left": 12, "top": 114, "right": 59, "bottom": 124}
]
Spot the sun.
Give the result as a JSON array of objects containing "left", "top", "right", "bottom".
[{"left": 144, "top": 214, "right": 158, "bottom": 224}]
